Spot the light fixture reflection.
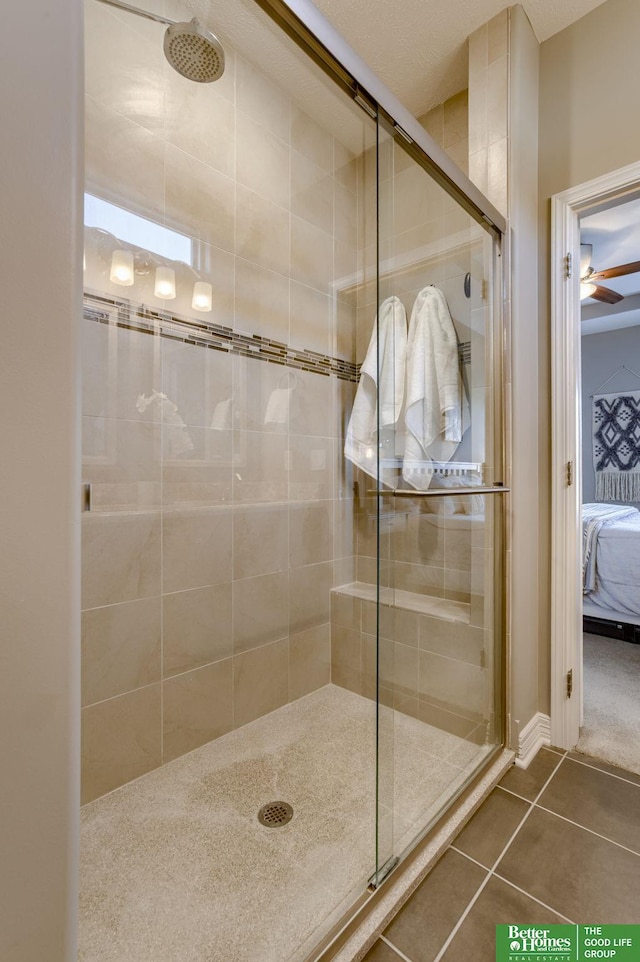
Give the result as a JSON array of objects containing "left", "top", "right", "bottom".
[
  {"left": 192, "top": 281, "right": 213, "bottom": 313},
  {"left": 580, "top": 281, "right": 597, "bottom": 300},
  {"left": 110, "top": 249, "right": 134, "bottom": 286},
  {"left": 154, "top": 266, "right": 176, "bottom": 299}
]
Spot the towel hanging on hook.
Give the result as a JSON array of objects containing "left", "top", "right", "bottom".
[
  {"left": 265, "top": 369, "right": 298, "bottom": 424},
  {"left": 277, "top": 369, "right": 298, "bottom": 389}
]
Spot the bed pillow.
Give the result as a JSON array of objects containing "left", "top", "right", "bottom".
[
  {"left": 433, "top": 472, "right": 486, "bottom": 515},
  {"left": 423, "top": 495, "right": 458, "bottom": 515}
]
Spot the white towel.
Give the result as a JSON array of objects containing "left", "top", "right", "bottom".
[
  {"left": 344, "top": 296, "right": 407, "bottom": 488},
  {"left": 402, "top": 286, "right": 469, "bottom": 490},
  {"left": 264, "top": 386, "right": 293, "bottom": 425},
  {"left": 210, "top": 397, "right": 232, "bottom": 430}
]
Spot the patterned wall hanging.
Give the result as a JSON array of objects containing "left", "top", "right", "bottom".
[{"left": 593, "top": 390, "right": 640, "bottom": 502}]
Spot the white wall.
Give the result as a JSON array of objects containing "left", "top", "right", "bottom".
[
  {"left": 0, "top": 1, "right": 82, "bottom": 959},
  {"left": 539, "top": 0, "right": 640, "bottom": 198},
  {"left": 508, "top": 5, "right": 543, "bottom": 741},
  {"left": 538, "top": 0, "right": 640, "bottom": 713}
]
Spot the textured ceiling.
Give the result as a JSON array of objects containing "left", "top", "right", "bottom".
[
  {"left": 308, "top": 0, "right": 609, "bottom": 114},
  {"left": 581, "top": 197, "right": 640, "bottom": 336}
]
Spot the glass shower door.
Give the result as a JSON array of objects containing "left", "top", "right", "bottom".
[
  {"left": 373, "top": 120, "right": 505, "bottom": 879},
  {"left": 79, "top": 0, "right": 507, "bottom": 954}
]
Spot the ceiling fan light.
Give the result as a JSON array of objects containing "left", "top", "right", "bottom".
[
  {"left": 580, "top": 243, "right": 593, "bottom": 277},
  {"left": 580, "top": 281, "right": 597, "bottom": 300}
]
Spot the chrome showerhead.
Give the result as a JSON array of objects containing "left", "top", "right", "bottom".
[
  {"left": 94, "top": 1, "right": 225, "bottom": 83},
  {"left": 163, "top": 18, "right": 225, "bottom": 83}
]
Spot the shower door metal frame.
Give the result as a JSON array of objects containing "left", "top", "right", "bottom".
[
  {"left": 370, "top": 105, "right": 509, "bottom": 875},
  {"left": 252, "top": 0, "right": 506, "bottom": 238}
]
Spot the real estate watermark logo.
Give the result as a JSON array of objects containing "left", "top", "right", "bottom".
[{"left": 496, "top": 925, "right": 640, "bottom": 962}]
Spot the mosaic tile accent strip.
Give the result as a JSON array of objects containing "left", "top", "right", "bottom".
[
  {"left": 83, "top": 291, "right": 470, "bottom": 379},
  {"left": 83, "top": 290, "right": 360, "bottom": 383}
]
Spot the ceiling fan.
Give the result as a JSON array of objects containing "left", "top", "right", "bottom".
[{"left": 580, "top": 244, "right": 640, "bottom": 304}]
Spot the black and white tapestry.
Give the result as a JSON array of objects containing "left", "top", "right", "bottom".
[{"left": 593, "top": 391, "right": 640, "bottom": 502}]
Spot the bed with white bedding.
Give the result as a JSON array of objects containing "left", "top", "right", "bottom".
[{"left": 582, "top": 503, "right": 640, "bottom": 638}]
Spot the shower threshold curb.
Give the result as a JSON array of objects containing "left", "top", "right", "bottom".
[{"left": 311, "top": 747, "right": 515, "bottom": 962}]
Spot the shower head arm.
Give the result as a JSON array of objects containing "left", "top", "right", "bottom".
[
  {"left": 94, "top": 0, "right": 175, "bottom": 27},
  {"left": 94, "top": 0, "right": 226, "bottom": 83}
]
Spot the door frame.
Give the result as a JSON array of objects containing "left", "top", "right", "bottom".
[{"left": 550, "top": 160, "right": 640, "bottom": 748}]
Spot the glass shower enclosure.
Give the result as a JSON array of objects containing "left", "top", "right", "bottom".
[{"left": 79, "top": 0, "right": 506, "bottom": 958}]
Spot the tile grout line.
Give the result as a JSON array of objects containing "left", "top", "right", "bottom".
[
  {"left": 83, "top": 629, "right": 305, "bottom": 710},
  {"left": 491, "top": 872, "right": 576, "bottom": 924},
  {"left": 450, "top": 845, "right": 575, "bottom": 923},
  {"left": 379, "top": 934, "right": 416, "bottom": 962},
  {"left": 534, "top": 803, "right": 640, "bottom": 860},
  {"left": 494, "top": 783, "right": 532, "bottom": 801},
  {"left": 430, "top": 751, "right": 567, "bottom": 962},
  {"left": 448, "top": 843, "right": 495, "bottom": 870},
  {"left": 564, "top": 754, "right": 640, "bottom": 790}
]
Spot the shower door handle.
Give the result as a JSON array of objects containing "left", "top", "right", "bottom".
[{"left": 367, "top": 486, "right": 510, "bottom": 497}]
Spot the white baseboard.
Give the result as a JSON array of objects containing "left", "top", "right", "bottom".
[{"left": 516, "top": 712, "right": 551, "bottom": 769}]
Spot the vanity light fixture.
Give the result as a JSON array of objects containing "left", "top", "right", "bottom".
[
  {"left": 192, "top": 280, "right": 213, "bottom": 312},
  {"left": 154, "top": 265, "right": 176, "bottom": 299},
  {"left": 110, "top": 249, "right": 135, "bottom": 286}
]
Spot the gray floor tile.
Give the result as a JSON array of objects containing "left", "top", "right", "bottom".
[
  {"left": 499, "top": 747, "right": 562, "bottom": 801},
  {"left": 384, "top": 849, "right": 487, "bottom": 962},
  {"left": 363, "top": 940, "right": 406, "bottom": 962},
  {"left": 440, "top": 876, "right": 567, "bottom": 961},
  {"left": 454, "top": 788, "right": 529, "bottom": 868},
  {"left": 497, "top": 807, "right": 640, "bottom": 922},
  {"left": 567, "top": 750, "right": 640, "bottom": 787},
  {"left": 539, "top": 757, "right": 640, "bottom": 854}
]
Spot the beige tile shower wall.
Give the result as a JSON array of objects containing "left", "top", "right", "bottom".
[
  {"left": 468, "top": 11, "right": 509, "bottom": 218},
  {"left": 330, "top": 589, "right": 490, "bottom": 738},
  {"left": 81, "top": 0, "right": 363, "bottom": 802}
]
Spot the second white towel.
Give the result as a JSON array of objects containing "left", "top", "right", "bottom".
[{"left": 402, "top": 286, "right": 469, "bottom": 490}]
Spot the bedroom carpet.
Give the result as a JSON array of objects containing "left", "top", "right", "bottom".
[{"left": 575, "top": 632, "right": 640, "bottom": 776}]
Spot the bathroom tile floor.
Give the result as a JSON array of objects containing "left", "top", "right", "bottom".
[
  {"left": 364, "top": 747, "right": 640, "bottom": 962},
  {"left": 79, "top": 684, "right": 491, "bottom": 962}
]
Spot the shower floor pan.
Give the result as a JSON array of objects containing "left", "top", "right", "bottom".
[{"left": 79, "top": 685, "right": 490, "bottom": 962}]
